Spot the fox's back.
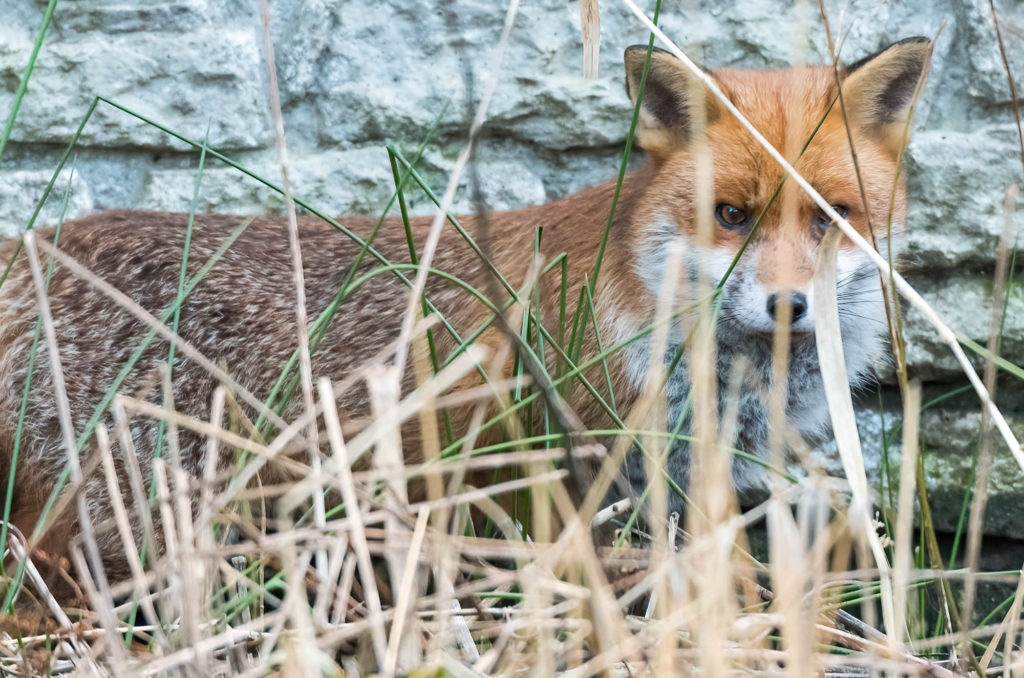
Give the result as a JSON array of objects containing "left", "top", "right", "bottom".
[{"left": 0, "top": 178, "right": 627, "bottom": 485}]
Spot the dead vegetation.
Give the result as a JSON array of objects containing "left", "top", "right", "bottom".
[{"left": 0, "top": 1, "right": 1022, "bottom": 676}]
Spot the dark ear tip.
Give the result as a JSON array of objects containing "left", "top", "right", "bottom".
[
  {"left": 845, "top": 36, "right": 933, "bottom": 74},
  {"left": 624, "top": 44, "right": 673, "bottom": 61},
  {"left": 895, "top": 36, "right": 932, "bottom": 46}
]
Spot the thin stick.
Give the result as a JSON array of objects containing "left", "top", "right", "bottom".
[
  {"left": 317, "top": 377, "right": 388, "bottom": 666},
  {"left": 893, "top": 382, "right": 921, "bottom": 648},
  {"left": 392, "top": 0, "right": 521, "bottom": 378},
  {"left": 96, "top": 424, "right": 171, "bottom": 653},
  {"left": 962, "top": 185, "right": 1017, "bottom": 653},
  {"left": 1001, "top": 568, "right": 1024, "bottom": 676},
  {"left": 383, "top": 507, "right": 431, "bottom": 675},
  {"left": 22, "top": 230, "right": 129, "bottom": 670},
  {"left": 258, "top": 0, "right": 326, "bottom": 579},
  {"left": 4, "top": 529, "right": 92, "bottom": 669}
]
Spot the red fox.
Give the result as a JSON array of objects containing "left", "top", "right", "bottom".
[{"left": 0, "top": 38, "right": 929, "bottom": 586}]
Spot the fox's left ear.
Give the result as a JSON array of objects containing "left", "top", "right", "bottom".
[{"left": 841, "top": 36, "right": 933, "bottom": 154}]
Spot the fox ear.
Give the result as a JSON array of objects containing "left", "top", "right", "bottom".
[
  {"left": 841, "top": 37, "right": 933, "bottom": 154},
  {"left": 624, "top": 45, "right": 718, "bottom": 163}
]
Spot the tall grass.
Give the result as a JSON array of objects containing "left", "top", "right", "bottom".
[{"left": 0, "top": 1, "right": 1021, "bottom": 676}]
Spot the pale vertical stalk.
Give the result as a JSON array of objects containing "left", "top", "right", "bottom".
[
  {"left": 687, "top": 80, "right": 718, "bottom": 536},
  {"left": 767, "top": 296, "right": 793, "bottom": 479},
  {"left": 201, "top": 387, "right": 225, "bottom": 523},
  {"left": 767, "top": 80, "right": 805, "bottom": 674},
  {"left": 21, "top": 230, "right": 128, "bottom": 670},
  {"left": 153, "top": 459, "right": 182, "bottom": 627},
  {"left": 314, "top": 532, "right": 349, "bottom": 626},
  {"left": 392, "top": 0, "right": 520, "bottom": 378},
  {"left": 1003, "top": 569, "right": 1024, "bottom": 677},
  {"left": 199, "top": 385, "right": 225, "bottom": 621},
  {"left": 68, "top": 544, "right": 131, "bottom": 673},
  {"left": 368, "top": 363, "right": 421, "bottom": 676},
  {"left": 688, "top": 68, "right": 732, "bottom": 678},
  {"left": 259, "top": 0, "right": 325, "bottom": 579},
  {"left": 410, "top": 305, "right": 444, "bottom": 527},
  {"left": 620, "top": 0, "right": 1023, "bottom": 465},
  {"left": 330, "top": 551, "right": 358, "bottom": 625},
  {"left": 112, "top": 398, "right": 162, "bottom": 612},
  {"left": 799, "top": 477, "right": 830, "bottom": 663},
  {"left": 524, "top": 563, "right": 555, "bottom": 677},
  {"left": 162, "top": 363, "right": 204, "bottom": 675},
  {"left": 962, "top": 185, "right": 1017, "bottom": 650},
  {"left": 384, "top": 507, "right": 429, "bottom": 673},
  {"left": 644, "top": 237, "right": 682, "bottom": 675},
  {"left": 530, "top": 452, "right": 552, "bottom": 546},
  {"left": 578, "top": 0, "right": 600, "bottom": 79},
  {"left": 813, "top": 224, "right": 897, "bottom": 645},
  {"left": 277, "top": 530, "right": 318, "bottom": 678},
  {"left": 311, "top": 532, "right": 348, "bottom": 630},
  {"left": 317, "top": 377, "right": 388, "bottom": 666},
  {"left": 96, "top": 424, "right": 171, "bottom": 653},
  {"left": 893, "top": 382, "right": 921, "bottom": 649},
  {"left": 767, "top": 500, "right": 809, "bottom": 675},
  {"left": 434, "top": 555, "right": 481, "bottom": 663},
  {"left": 766, "top": 78, "right": 800, "bottom": 485}
]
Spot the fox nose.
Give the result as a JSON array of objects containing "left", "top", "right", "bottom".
[{"left": 766, "top": 292, "right": 808, "bottom": 323}]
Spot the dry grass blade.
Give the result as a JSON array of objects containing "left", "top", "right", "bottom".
[
  {"left": 367, "top": 363, "right": 422, "bottom": 676},
  {"left": 384, "top": 507, "right": 430, "bottom": 675},
  {"left": 96, "top": 424, "right": 171, "bottom": 655},
  {"left": 893, "top": 381, "right": 921, "bottom": 649},
  {"left": 579, "top": 0, "right": 600, "bottom": 79},
  {"left": 3, "top": 5, "right": 1015, "bottom": 677},
  {"left": 316, "top": 376, "right": 388, "bottom": 666},
  {"left": 962, "top": 185, "right": 1018, "bottom": 651},
  {"left": 392, "top": 0, "right": 520, "bottom": 378},
  {"left": 1001, "top": 569, "right": 1024, "bottom": 675},
  {"left": 22, "top": 230, "right": 129, "bottom": 672},
  {"left": 812, "top": 223, "right": 896, "bottom": 643},
  {"left": 258, "top": 0, "right": 326, "bottom": 583}
]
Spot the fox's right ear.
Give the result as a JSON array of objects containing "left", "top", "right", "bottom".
[{"left": 624, "top": 45, "right": 718, "bottom": 163}]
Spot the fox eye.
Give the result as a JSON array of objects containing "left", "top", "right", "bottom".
[
  {"left": 715, "top": 203, "right": 750, "bottom": 230},
  {"left": 814, "top": 205, "right": 849, "bottom": 233}
]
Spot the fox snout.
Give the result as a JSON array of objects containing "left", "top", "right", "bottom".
[
  {"left": 715, "top": 245, "right": 817, "bottom": 335},
  {"left": 765, "top": 290, "right": 809, "bottom": 325},
  {"left": 732, "top": 283, "right": 816, "bottom": 335}
]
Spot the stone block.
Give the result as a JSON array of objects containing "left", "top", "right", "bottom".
[{"left": 0, "top": 168, "right": 93, "bottom": 237}]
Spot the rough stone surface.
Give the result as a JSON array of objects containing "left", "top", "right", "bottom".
[
  {"left": 901, "top": 276, "right": 1024, "bottom": 380},
  {"left": 1, "top": 1, "right": 1022, "bottom": 535},
  {"left": 0, "top": 168, "right": 93, "bottom": 230}
]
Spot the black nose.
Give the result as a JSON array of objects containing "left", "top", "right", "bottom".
[{"left": 766, "top": 292, "right": 808, "bottom": 323}]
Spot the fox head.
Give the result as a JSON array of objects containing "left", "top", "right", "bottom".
[{"left": 621, "top": 38, "right": 931, "bottom": 355}]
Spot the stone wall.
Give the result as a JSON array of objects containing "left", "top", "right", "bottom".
[{"left": 1, "top": 0, "right": 1022, "bottom": 534}]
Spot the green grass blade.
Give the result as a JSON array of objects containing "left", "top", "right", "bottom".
[
  {"left": 0, "top": 0, "right": 59, "bottom": 164},
  {"left": 0, "top": 163, "right": 74, "bottom": 585}
]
